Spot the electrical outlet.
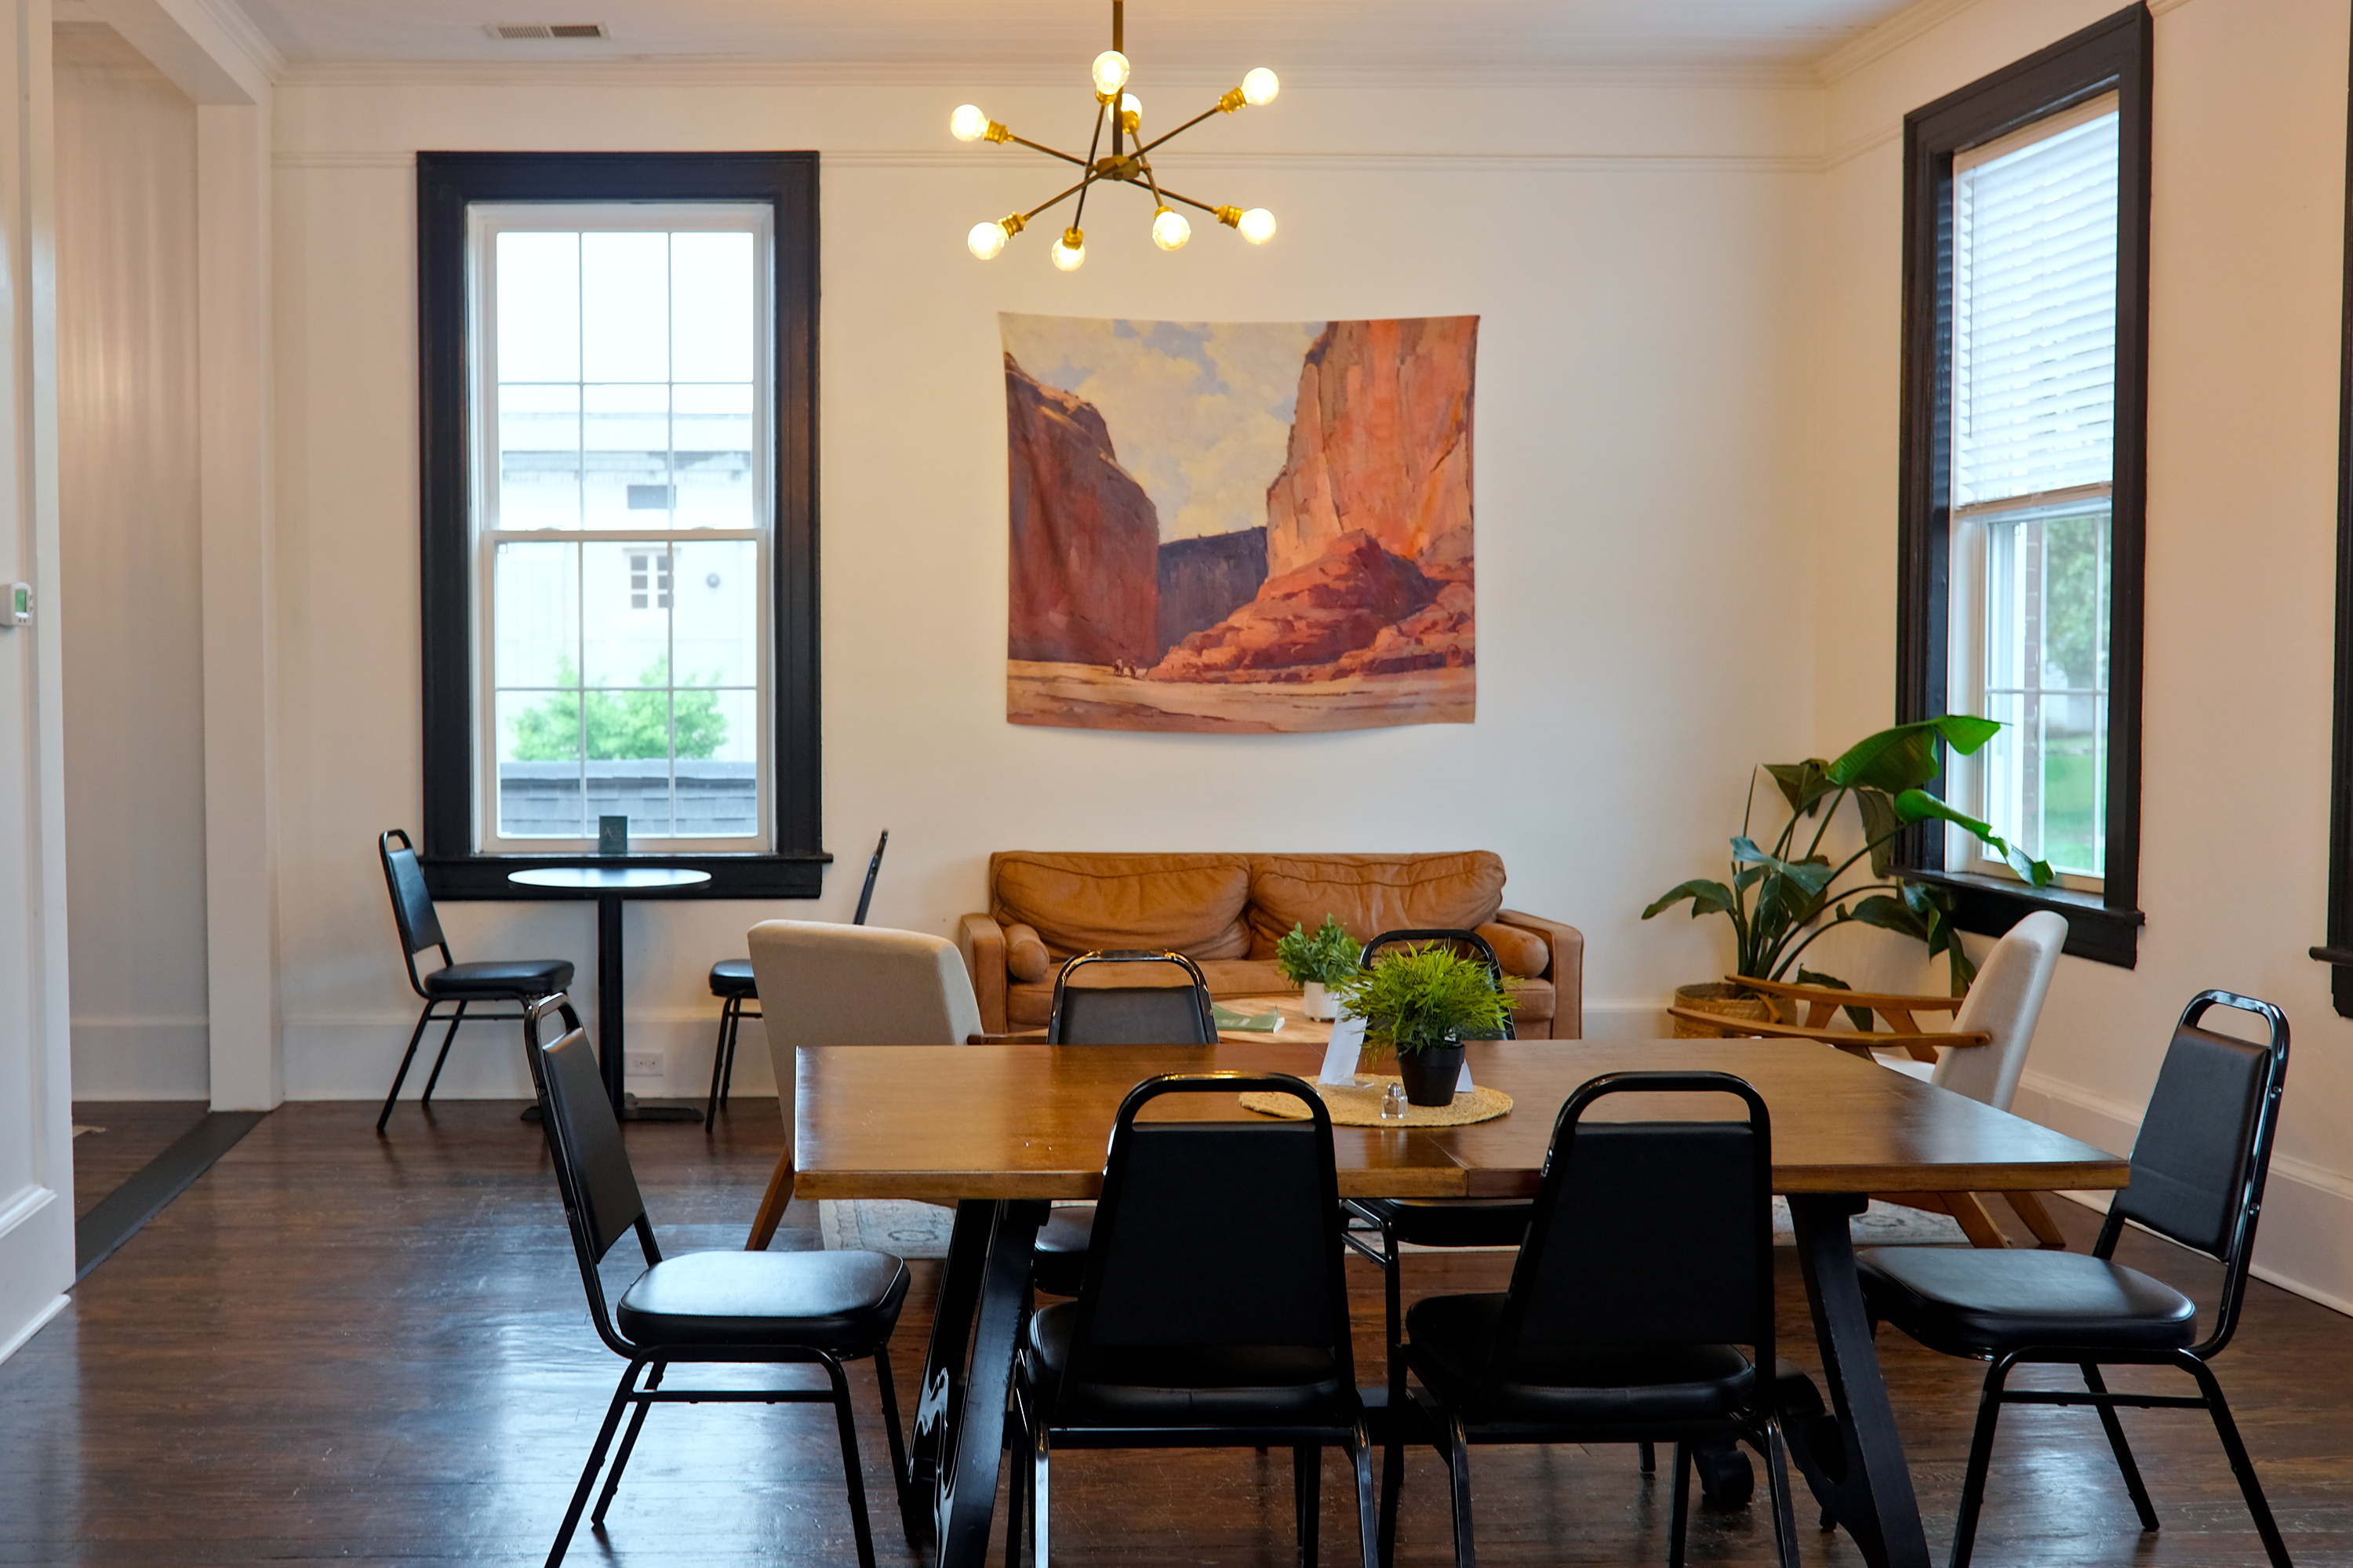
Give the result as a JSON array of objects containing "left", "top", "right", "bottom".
[{"left": 624, "top": 1051, "right": 665, "bottom": 1078}]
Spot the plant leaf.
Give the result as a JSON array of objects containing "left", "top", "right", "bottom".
[
  {"left": 1856, "top": 788, "right": 1900, "bottom": 879},
  {"left": 1764, "top": 759, "right": 1835, "bottom": 817},
  {"left": 1848, "top": 893, "right": 1929, "bottom": 942},
  {"left": 1825, "top": 717, "right": 2003, "bottom": 793},
  {"left": 1893, "top": 790, "right": 2055, "bottom": 886},
  {"left": 1643, "top": 879, "right": 1738, "bottom": 920}
]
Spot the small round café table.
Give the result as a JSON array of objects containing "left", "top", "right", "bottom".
[{"left": 509, "top": 865, "right": 711, "bottom": 1122}]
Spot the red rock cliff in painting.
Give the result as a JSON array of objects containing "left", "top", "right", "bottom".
[
  {"left": 1004, "top": 352, "right": 1160, "bottom": 668},
  {"left": 1262, "top": 316, "right": 1477, "bottom": 579}
]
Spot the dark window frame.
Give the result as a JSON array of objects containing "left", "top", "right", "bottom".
[
  {"left": 415, "top": 151, "right": 827, "bottom": 900},
  {"left": 2312, "top": 19, "right": 2353, "bottom": 1011},
  {"left": 1895, "top": 4, "right": 2151, "bottom": 967}
]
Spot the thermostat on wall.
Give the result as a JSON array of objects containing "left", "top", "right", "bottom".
[{"left": 5, "top": 583, "right": 26, "bottom": 626}]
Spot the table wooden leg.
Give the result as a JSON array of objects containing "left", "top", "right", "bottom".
[
  {"left": 1783, "top": 1192, "right": 1931, "bottom": 1568},
  {"left": 744, "top": 1156, "right": 795, "bottom": 1250},
  {"left": 916, "top": 1199, "right": 1045, "bottom": 1568}
]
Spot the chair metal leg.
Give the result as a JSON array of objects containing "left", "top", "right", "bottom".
[
  {"left": 821, "top": 1353, "right": 879, "bottom": 1568},
  {"left": 418, "top": 1001, "right": 470, "bottom": 1106},
  {"left": 376, "top": 1003, "right": 442, "bottom": 1133},
  {"left": 547, "top": 1364, "right": 640, "bottom": 1568},
  {"left": 1377, "top": 1224, "right": 1405, "bottom": 1564},
  {"left": 1668, "top": 1442, "right": 1692, "bottom": 1568},
  {"left": 1031, "top": 1418, "right": 1053, "bottom": 1568},
  {"left": 1002, "top": 1399, "right": 1026, "bottom": 1568},
  {"left": 1947, "top": 1354, "right": 2015, "bottom": 1568},
  {"left": 1350, "top": 1421, "right": 1381, "bottom": 1568},
  {"left": 1295, "top": 1444, "right": 1321, "bottom": 1566},
  {"left": 2183, "top": 1355, "right": 2295, "bottom": 1567},
  {"left": 1442, "top": 1406, "right": 1476, "bottom": 1568},
  {"left": 591, "top": 1361, "right": 663, "bottom": 1525},
  {"left": 704, "top": 997, "right": 736, "bottom": 1128},
  {"left": 1640, "top": 1439, "right": 1657, "bottom": 1473},
  {"left": 2081, "top": 1364, "right": 2158, "bottom": 1530}
]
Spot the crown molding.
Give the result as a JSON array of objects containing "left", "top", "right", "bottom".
[
  {"left": 1811, "top": 0, "right": 1984, "bottom": 85},
  {"left": 276, "top": 146, "right": 1819, "bottom": 176},
  {"left": 191, "top": 0, "right": 283, "bottom": 82}
]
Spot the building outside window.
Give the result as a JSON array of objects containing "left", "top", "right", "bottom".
[{"left": 469, "top": 205, "right": 771, "bottom": 851}]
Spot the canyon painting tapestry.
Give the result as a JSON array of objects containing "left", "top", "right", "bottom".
[{"left": 1002, "top": 313, "right": 1476, "bottom": 733}]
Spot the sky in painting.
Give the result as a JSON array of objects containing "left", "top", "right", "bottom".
[{"left": 999, "top": 314, "right": 1322, "bottom": 541}]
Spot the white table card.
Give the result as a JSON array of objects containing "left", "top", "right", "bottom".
[{"left": 1318, "top": 1013, "right": 1367, "bottom": 1084}]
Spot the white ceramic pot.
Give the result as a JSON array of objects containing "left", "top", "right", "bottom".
[{"left": 1301, "top": 981, "right": 1339, "bottom": 1021}]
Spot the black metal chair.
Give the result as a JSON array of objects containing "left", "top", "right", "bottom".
[
  {"left": 522, "top": 995, "right": 913, "bottom": 1568},
  {"left": 1392, "top": 1070, "right": 1798, "bottom": 1568},
  {"left": 1031, "top": 949, "right": 1217, "bottom": 1297},
  {"left": 1855, "top": 989, "right": 2293, "bottom": 1568},
  {"left": 1007, "top": 1071, "right": 1380, "bottom": 1568},
  {"left": 700, "top": 959, "right": 761, "bottom": 1126},
  {"left": 375, "top": 828, "right": 575, "bottom": 1133}
]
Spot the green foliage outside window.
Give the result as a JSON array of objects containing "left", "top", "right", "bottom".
[{"left": 510, "top": 657, "right": 728, "bottom": 761}]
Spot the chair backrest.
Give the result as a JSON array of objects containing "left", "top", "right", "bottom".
[
  {"left": 1935, "top": 909, "right": 2068, "bottom": 1108},
  {"left": 2104, "top": 990, "right": 2289, "bottom": 1352},
  {"left": 1497, "top": 1071, "right": 1773, "bottom": 1364},
  {"left": 747, "top": 919, "right": 987, "bottom": 1165},
  {"left": 1048, "top": 950, "right": 1215, "bottom": 1044},
  {"left": 1065, "top": 1073, "right": 1353, "bottom": 1381},
  {"left": 378, "top": 829, "right": 449, "bottom": 976},
  {"left": 525, "top": 995, "right": 658, "bottom": 1355},
  {"left": 1360, "top": 927, "right": 1515, "bottom": 1039}
]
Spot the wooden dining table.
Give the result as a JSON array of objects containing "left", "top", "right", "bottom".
[{"left": 778, "top": 1038, "right": 2131, "bottom": 1568}]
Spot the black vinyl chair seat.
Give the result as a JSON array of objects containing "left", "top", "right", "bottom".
[
  {"left": 1351, "top": 1196, "right": 1533, "bottom": 1248},
  {"left": 1030, "top": 1209, "right": 1095, "bottom": 1298},
  {"left": 1857, "top": 1246, "right": 2196, "bottom": 1357},
  {"left": 616, "top": 1249, "right": 909, "bottom": 1352},
  {"left": 1406, "top": 1293, "right": 1756, "bottom": 1428},
  {"left": 1028, "top": 1301, "right": 1351, "bottom": 1425},
  {"left": 422, "top": 958, "right": 576, "bottom": 999},
  {"left": 707, "top": 959, "right": 758, "bottom": 998}
]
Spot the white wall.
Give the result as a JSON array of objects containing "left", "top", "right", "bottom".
[
  {"left": 55, "top": 23, "right": 209, "bottom": 1100},
  {"left": 268, "top": 68, "right": 1826, "bottom": 1101},
  {"left": 1812, "top": 0, "right": 2353, "bottom": 1311}
]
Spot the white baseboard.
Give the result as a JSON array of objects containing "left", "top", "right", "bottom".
[
  {"left": 0, "top": 1292, "right": 69, "bottom": 1368},
  {"left": 285, "top": 1010, "right": 775, "bottom": 1101},
  {"left": 1582, "top": 1000, "right": 1675, "bottom": 1039},
  {"left": 70, "top": 1017, "right": 209, "bottom": 1099},
  {"left": 2013, "top": 1071, "right": 2353, "bottom": 1320},
  {"left": 0, "top": 1184, "right": 71, "bottom": 1370}
]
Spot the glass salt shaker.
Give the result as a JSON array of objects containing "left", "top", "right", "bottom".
[{"left": 1380, "top": 1082, "right": 1407, "bottom": 1121}]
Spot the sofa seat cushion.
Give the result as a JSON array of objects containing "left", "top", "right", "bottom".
[
  {"left": 1246, "top": 852, "right": 1507, "bottom": 956},
  {"left": 1007, "top": 967, "right": 1555, "bottom": 1030},
  {"left": 1477, "top": 922, "right": 1549, "bottom": 980},
  {"left": 992, "top": 852, "right": 1253, "bottom": 961}
]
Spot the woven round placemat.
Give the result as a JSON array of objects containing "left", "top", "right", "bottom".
[{"left": 1240, "top": 1075, "right": 1513, "bottom": 1128}]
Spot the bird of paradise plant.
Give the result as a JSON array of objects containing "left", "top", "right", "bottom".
[{"left": 1643, "top": 716, "right": 2054, "bottom": 998}]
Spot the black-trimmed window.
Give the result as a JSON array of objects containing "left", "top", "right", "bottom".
[
  {"left": 1897, "top": 5, "right": 2150, "bottom": 966},
  {"left": 416, "top": 153, "right": 825, "bottom": 898}
]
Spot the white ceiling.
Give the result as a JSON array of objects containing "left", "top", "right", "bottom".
[{"left": 220, "top": 0, "right": 1924, "bottom": 74}]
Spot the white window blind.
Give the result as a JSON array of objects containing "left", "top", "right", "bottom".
[{"left": 1951, "top": 97, "right": 2119, "bottom": 511}]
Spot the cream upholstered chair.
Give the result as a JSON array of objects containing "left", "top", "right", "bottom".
[
  {"left": 1912, "top": 909, "right": 2068, "bottom": 1108},
  {"left": 744, "top": 920, "right": 984, "bottom": 1247}
]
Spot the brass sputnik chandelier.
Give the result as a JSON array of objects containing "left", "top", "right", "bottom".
[{"left": 952, "top": 1, "right": 1278, "bottom": 270}]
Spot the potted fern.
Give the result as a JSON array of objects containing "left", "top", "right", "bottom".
[
  {"left": 1331, "top": 944, "right": 1515, "bottom": 1106},
  {"left": 1643, "top": 716, "right": 2053, "bottom": 1024},
  {"left": 1275, "top": 915, "right": 1359, "bottom": 1020}
]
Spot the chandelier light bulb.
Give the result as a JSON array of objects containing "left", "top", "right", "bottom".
[
  {"left": 1237, "top": 207, "right": 1277, "bottom": 245},
  {"left": 967, "top": 220, "right": 1009, "bottom": 260},
  {"left": 1091, "top": 50, "right": 1130, "bottom": 96},
  {"left": 1051, "top": 227, "right": 1086, "bottom": 271},
  {"left": 1242, "top": 68, "right": 1280, "bottom": 106},
  {"left": 950, "top": 104, "right": 991, "bottom": 142},
  {"left": 1151, "top": 206, "right": 1191, "bottom": 251},
  {"left": 1120, "top": 93, "right": 1141, "bottom": 117}
]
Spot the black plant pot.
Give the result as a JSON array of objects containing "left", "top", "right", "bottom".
[{"left": 1395, "top": 1041, "right": 1466, "bottom": 1107}]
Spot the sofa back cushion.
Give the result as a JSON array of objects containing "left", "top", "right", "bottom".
[
  {"left": 1246, "top": 852, "right": 1507, "bottom": 956},
  {"left": 991, "top": 852, "right": 1254, "bottom": 961}
]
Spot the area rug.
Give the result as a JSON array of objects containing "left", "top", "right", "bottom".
[{"left": 1774, "top": 1196, "right": 1968, "bottom": 1246}]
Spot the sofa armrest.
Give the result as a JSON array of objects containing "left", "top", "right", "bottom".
[
  {"left": 1497, "top": 908, "right": 1584, "bottom": 1039},
  {"left": 957, "top": 912, "right": 1010, "bottom": 1035}
]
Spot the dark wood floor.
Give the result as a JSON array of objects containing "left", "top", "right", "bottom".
[
  {"left": 68, "top": 1100, "right": 211, "bottom": 1221},
  {"left": 3, "top": 1097, "right": 2348, "bottom": 1566}
]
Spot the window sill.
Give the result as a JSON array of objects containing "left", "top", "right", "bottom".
[
  {"left": 1900, "top": 868, "right": 2142, "bottom": 968},
  {"left": 421, "top": 851, "right": 830, "bottom": 901}
]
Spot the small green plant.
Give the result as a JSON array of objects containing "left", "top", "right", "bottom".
[
  {"left": 1275, "top": 915, "right": 1360, "bottom": 987},
  {"left": 1330, "top": 944, "right": 1515, "bottom": 1055}
]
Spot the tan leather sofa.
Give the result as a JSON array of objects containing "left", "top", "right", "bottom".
[{"left": 957, "top": 850, "right": 1582, "bottom": 1039}]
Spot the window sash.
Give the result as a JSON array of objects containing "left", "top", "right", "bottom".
[{"left": 466, "top": 202, "right": 776, "bottom": 854}]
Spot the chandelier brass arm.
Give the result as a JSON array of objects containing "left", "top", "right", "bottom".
[{"left": 952, "top": 0, "right": 1278, "bottom": 269}]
